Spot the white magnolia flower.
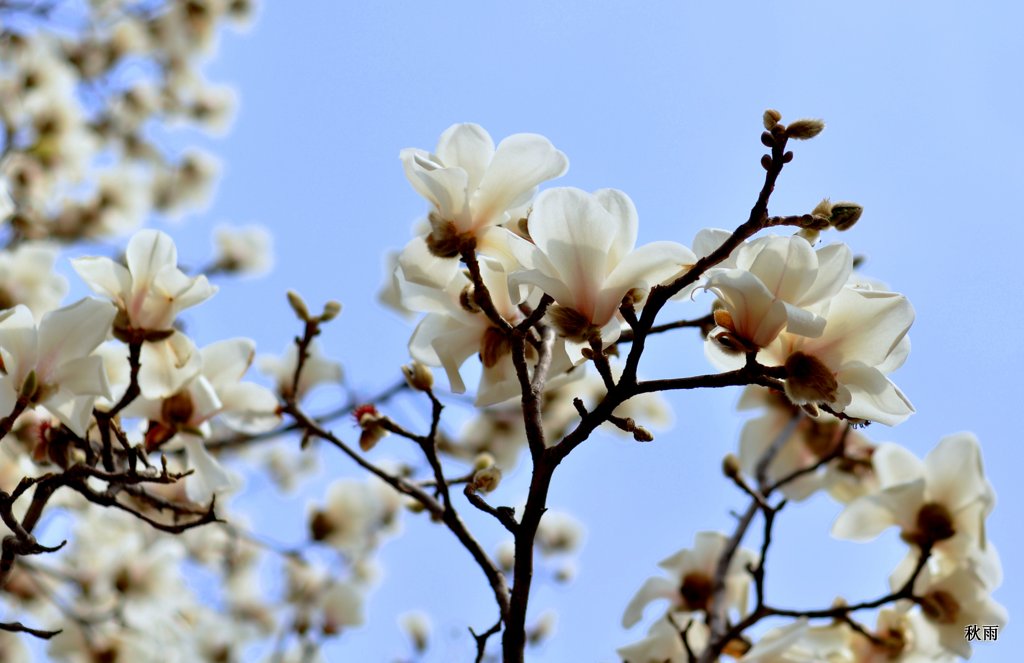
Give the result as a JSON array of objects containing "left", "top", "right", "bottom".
[
  {"left": 401, "top": 123, "right": 567, "bottom": 256},
  {"left": 309, "top": 477, "right": 402, "bottom": 559},
  {"left": 404, "top": 252, "right": 574, "bottom": 406},
  {"left": 832, "top": 434, "right": 994, "bottom": 560},
  {"left": 0, "top": 300, "right": 114, "bottom": 436},
  {"left": 911, "top": 564, "right": 1007, "bottom": 659},
  {"left": 0, "top": 241, "right": 68, "bottom": 318},
  {"left": 705, "top": 235, "right": 852, "bottom": 350},
  {"left": 73, "top": 229, "right": 216, "bottom": 398},
  {"left": 834, "top": 433, "right": 999, "bottom": 601},
  {"left": 258, "top": 340, "right": 343, "bottom": 402},
  {"left": 73, "top": 229, "right": 216, "bottom": 334},
  {"left": 711, "top": 285, "right": 914, "bottom": 425},
  {"left": 617, "top": 613, "right": 709, "bottom": 663},
  {"left": 509, "top": 187, "right": 696, "bottom": 359},
  {"left": 737, "top": 387, "right": 876, "bottom": 502},
  {"left": 740, "top": 618, "right": 857, "bottom": 662},
  {"left": 212, "top": 224, "right": 273, "bottom": 276},
  {"left": 125, "top": 339, "right": 278, "bottom": 502},
  {"left": 622, "top": 531, "right": 756, "bottom": 628}
]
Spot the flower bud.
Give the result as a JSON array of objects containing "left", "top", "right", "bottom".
[
  {"left": 763, "top": 109, "right": 782, "bottom": 130},
  {"left": 785, "top": 119, "right": 825, "bottom": 140},
  {"left": 473, "top": 452, "right": 497, "bottom": 471},
  {"left": 471, "top": 466, "right": 502, "bottom": 493},
  {"left": 632, "top": 426, "right": 654, "bottom": 442},
  {"left": 287, "top": 290, "right": 310, "bottom": 321},
  {"left": 722, "top": 453, "right": 741, "bottom": 479},
  {"left": 829, "top": 202, "right": 863, "bottom": 231},
  {"left": 320, "top": 300, "right": 342, "bottom": 322},
  {"left": 401, "top": 361, "right": 434, "bottom": 392}
]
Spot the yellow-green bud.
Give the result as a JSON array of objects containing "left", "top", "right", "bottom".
[
  {"left": 286, "top": 290, "right": 310, "bottom": 321},
  {"left": 473, "top": 452, "right": 497, "bottom": 471},
  {"left": 320, "top": 300, "right": 342, "bottom": 322}
]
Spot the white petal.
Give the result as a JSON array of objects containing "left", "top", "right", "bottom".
[
  {"left": 621, "top": 576, "right": 677, "bottom": 628},
  {"left": 593, "top": 188, "right": 638, "bottom": 265},
  {"left": 137, "top": 332, "right": 202, "bottom": 399},
  {"left": 740, "top": 236, "right": 817, "bottom": 303},
  {"left": 798, "top": 243, "right": 852, "bottom": 305},
  {"left": 181, "top": 435, "right": 233, "bottom": 503},
  {"left": 435, "top": 123, "right": 495, "bottom": 192},
  {"left": 836, "top": 364, "right": 914, "bottom": 426},
  {"left": 125, "top": 229, "right": 178, "bottom": 288},
  {"left": 200, "top": 338, "right": 256, "bottom": 389},
  {"left": 473, "top": 133, "right": 567, "bottom": 230},
  {"left": 71, "top": 256, "right": 131, "bottom": 304},
  {"left": 38, "top": 299, "right": 115, "bottom": 374},
  {"left": 872, "top": 442, "right": 925, "bottom": 487}
]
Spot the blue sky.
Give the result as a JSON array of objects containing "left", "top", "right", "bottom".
[{"left": 146, "top": 2, "right": 1024, "bottom": 660}]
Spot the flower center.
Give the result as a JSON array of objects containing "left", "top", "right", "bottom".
[
  {"left": 679, "top": 571, "right": 713, "bottom": 611},
  {"left": 783, "top": 351, "right": 838, "bottom": 404},
  {"left": 902, "top": 502, "right": 955, "bottom": 547},
  {"left": 920, "top": 590, "right": 960, "bottom": 624}
]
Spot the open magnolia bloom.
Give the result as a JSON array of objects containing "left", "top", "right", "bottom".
[
  {"left": 910, "top": 564, "right": 1007, "bottom": 659},
  {"left": 0, "top": 299, "right": 114, "bottom": 436},
  {"left": 622, "top": 531, "right": 756, "bottom": 629},
  {"left": 740, "top": 618, "right": 859, "bottom": 663},
  {"left": 508, "top": 187, "right": 696, "bottom": 360},
  {"left": 124, "top": 339, "right": 279, "bottom": 502},
  {"left": 73, "top": 229, "right": 217, "bottom": 398},
  {"left": 833, "top": 434, "right": 995, "bottom": 572},
  {"left": 737, "top": 386, "right": 877, "bottom": 503},
  {"left": 704, "top": 235, "right": 852, "bottom": 351},
  {"left": 400, "top": 122, "right": 568, "bottom": 257},
  {"left": 404, "top": 253, "right": 574, "bottom": 406},
  {"left": 617, "top": 612, "right": 709, "bottom": 663},
  {"left": 711, "top": 284, "right": 914, "bottom": 425}
]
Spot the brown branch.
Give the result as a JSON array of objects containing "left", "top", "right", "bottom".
[{"left": 0, "top": 620, "right": 61, "bottom": 639}]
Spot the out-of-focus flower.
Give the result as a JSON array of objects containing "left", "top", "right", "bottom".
[
  {"left": 0, "top": 241, "right": 67, "bottom": 318},
  {"left": 623, "top": 531, "right": 756, "bottom": 628},
  {"left": 211, "top": 224, "right": 273, "bottom": 276},
  {"left": 0, "top": 299, "right": 114, "bottom": 436}
]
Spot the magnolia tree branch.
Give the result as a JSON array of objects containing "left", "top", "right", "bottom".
[{"left": 499, "top": 125, "right": 800, "bottom": 662}]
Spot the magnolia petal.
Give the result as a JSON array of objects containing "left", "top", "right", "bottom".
[
  {"left": 125, "top": 229, "right": 178, "bottom": 288},
  {"left": 403, "top": 155, "right": 470, "bottom": 228},
  {"left": 217, "top": 382, "right": 281, "bottom": 433},
  {"left": 813, "top": 288, "right": 914, "bottom": 369},
  {"left": 832, "top": 489, "right": 908, "bottom": 541},
  {"left": 473, "top": 133, "right": 567, "bottom": 230},
  {"left": 593, "top": 188, "right": 638, "bottom": 266},
  {"left": 872, "top": 442, "right": 925, "bottom": 487},
  {"left": 798, "top": 243, "right": 853, "bottom": 305},
  {"left": 43, "top": 389, "right": 97, "bottom": 437},
  {"left": 693, "top": 227, "right": 735, "bottom": 264},
  {"left": 0, "top": 377, "right": 16, "bottom": 418},
  {"left": 923, "top": 433, "right": 988, "bottom": 513},
  {"left": 706, "top": 270, "right": 788, "bottom": 347},
  {"left": 0, "top": 305, "right": 38, "bottom": 382},
  {"left": 397, "top": 236, "right": 460, "bottom": 291},
  {"left": 780, "top": 300, "right": 826, "bottom": 338},
  {"left": 740, "top": 236, "right": 818, "bottom": 303},
  {"left": 621, "top": 576, "right": 677, "bottom": 628},
  {"left": 200, "top": 338, "right": 256, "bottom": 389},
  {"left": 600, "top": 241, "right": 696, "bottom": 325},
  {"left": 71, "top": 256, "right": 131, "bottom": 304},
  {"left": 38, "top": 298, "right": 115, "bottom": 373},
  {"left": 189, "top": 375, "right": 224, "bottom": 425},
  {"left": 435, "top": 123, "right": 495, "bottom": 193},
  {"left": 836, "top": 364, "right": 914, "bottom": 426},
  {"left": 181, "top": 435, "right": 233, "bottom": 503},
  {"left": 52, "top": 355, "right": 111, "bottom": 400},
  {"left": 137, "top": 332, "right": 202, "bottom": 399}
]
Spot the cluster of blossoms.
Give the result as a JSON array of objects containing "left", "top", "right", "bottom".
[
  {"left": 0, "top": 14, "right": 1005, "bottom": 657},
  {"left": 379, "top": 120, "right": 1003, "bottom": 661}
]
